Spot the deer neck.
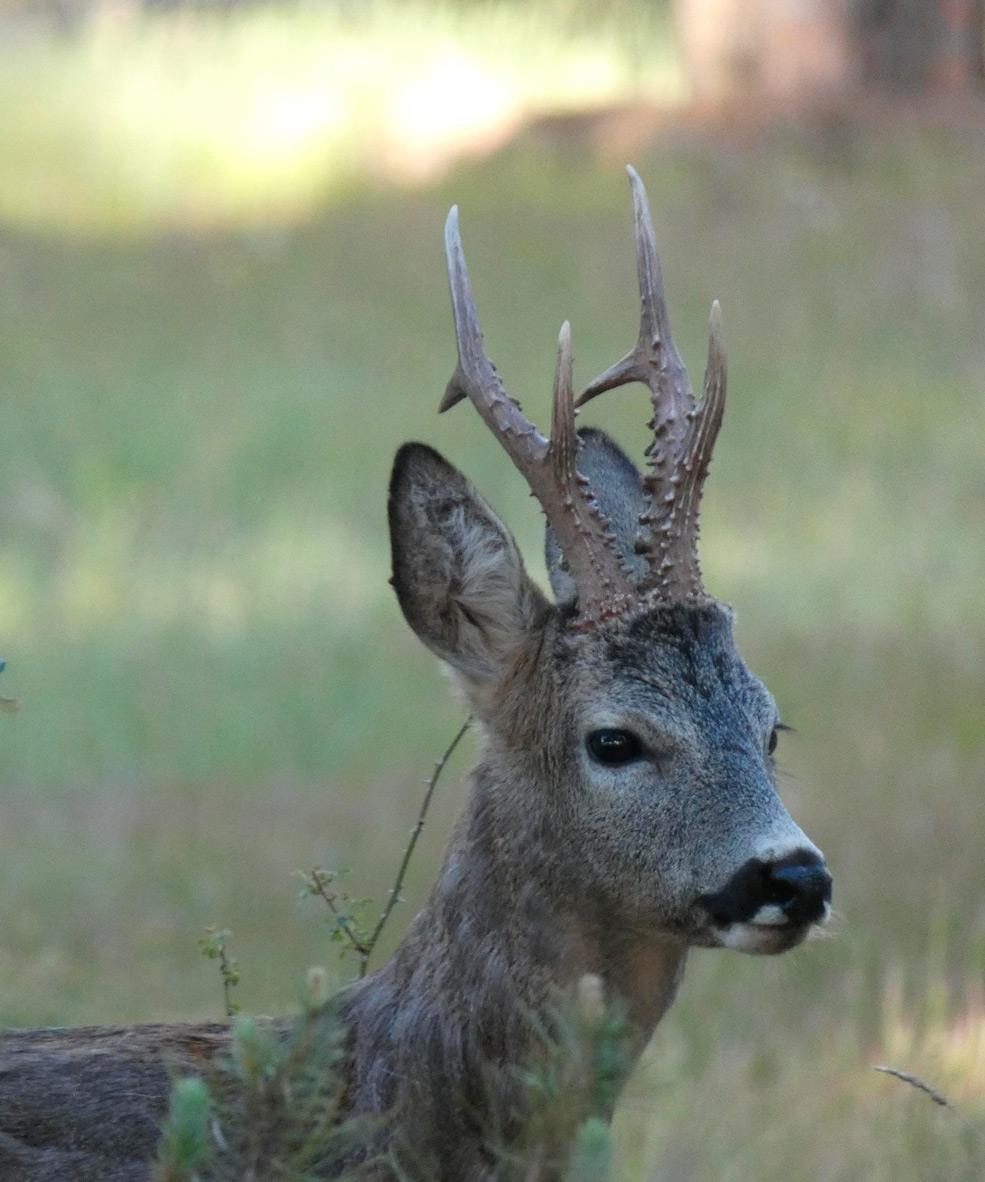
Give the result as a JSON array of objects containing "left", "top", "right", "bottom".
[
  {"left": 418, "top": 758, "right": 685, "bottom": 1030},
  {"left": 342, "top": 756, "right": 688, "bottom": 1145}
]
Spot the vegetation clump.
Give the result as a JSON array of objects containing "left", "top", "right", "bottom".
[{"left": 156, "top": 980, "right": 375, "bottom": 1182}]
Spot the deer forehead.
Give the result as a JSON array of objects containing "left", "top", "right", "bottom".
[{"left": 548, "top": 602, "right": 773, "bottom": 724}]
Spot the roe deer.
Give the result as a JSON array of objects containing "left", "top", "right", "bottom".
[{"left": 0, "top": 167, "right": 831, "bottom": 1180}]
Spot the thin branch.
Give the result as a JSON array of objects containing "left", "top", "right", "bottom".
[
  {"left": 362, "top": 717, "right": 472, "bottom": 977},
  {"left": 199, "top": 927, "right": 240, "bottom": 1018},
  {"left": 873, "top": 1065, "right": 954, "bottom": 1109},
  {"left": 305, "top": 873, "right": 369, "bottom": 961}
]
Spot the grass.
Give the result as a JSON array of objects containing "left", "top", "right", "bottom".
[
  {"left": 0, "top": 0, "right": 682, "bottom": 234},
  {"left": 1, "top": 4, "right": 985, "bottom": 1178}
]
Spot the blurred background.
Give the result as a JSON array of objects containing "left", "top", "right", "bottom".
[{"left": 0, "top": 0, "right": 984, "bottom": 1177}]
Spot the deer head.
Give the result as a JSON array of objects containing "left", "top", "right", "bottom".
[{"left": 388, "top": 167, "right": 830, "bottom": 965}]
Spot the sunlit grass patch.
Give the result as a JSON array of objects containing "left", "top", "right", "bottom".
[
  {"left": 10, "top": 515, "right": 387, "bottom": 643},
  {"left": 0, "top": 0, "right": 682, "bottom": 235},
  {"left": 612, "top": 968, "right": 985, "bottom": 1181},
  {"left": 879, "top": 975, "right": 985, "bottom": 1112}
]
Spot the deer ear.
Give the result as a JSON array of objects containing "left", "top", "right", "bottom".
[
  {"left": 389, "top": 444, "right": 548, "bottom": 687},
  {"left": 546, "top": 429, "right": 647, "bottom": 607}
]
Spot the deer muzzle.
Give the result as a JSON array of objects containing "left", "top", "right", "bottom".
[{"left": 696, "top": 849, "right": 832, "bottom": 955}]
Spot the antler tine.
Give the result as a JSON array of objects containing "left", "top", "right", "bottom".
[
  {"left": 543, "top": 319, "right": 634, "bottom": 618},
  {"left": 549, "top": 320, "right": 577, "bottom": 488},
  {"left": 440, "top": 206, "right": 548, "bottom": 466},
  {"left": 440, "top": 205, "right": 633, "bottom": 622},
  {"left": 568, "top": 167, "right": 728, "bottom": 603},
  {"left": 659, "top": 300, "right": 728, "bottom": 598},
  {"left": 575, "top": 166, "right": 692, "bottom": 413}
]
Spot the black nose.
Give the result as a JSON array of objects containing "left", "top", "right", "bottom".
[
  {"left": 700, "top": 850, "right": 832, "bottom": 928},
  {"left": 767, "top": 856, "right": 832, "bottom": 925}
]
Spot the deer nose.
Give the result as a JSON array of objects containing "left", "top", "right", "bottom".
[
  {"left": 700, "top": 850, "right": 832, "bottom": 929},
  {"left": 766, "top": 857, "right": 832, "bottom": 926}
]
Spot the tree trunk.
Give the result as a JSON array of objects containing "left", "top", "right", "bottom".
[
  {"left": 673, "top": 0, "right": 985, "bottom": 110},
  {"left": 853, "top": 0, "right": 985, "bottom": 92},
  {"left": 672, "top": 0, "right": 854, "bottom": 109}
]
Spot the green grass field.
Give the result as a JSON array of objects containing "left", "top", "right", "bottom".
[{"left": 2, "top": 6, "right": 985, "bottom": 1179}]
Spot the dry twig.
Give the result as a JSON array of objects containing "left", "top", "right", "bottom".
[
  {"left": 363, "top": 717, "right": 472, "bottom": 976},
  {"left": 306, "top": 717, "right": 471, "bottom": 978},
  {"left": 873, "top": 1065, "right": 954, "bottom": 1109}
]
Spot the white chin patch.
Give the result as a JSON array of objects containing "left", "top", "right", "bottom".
[
  {"left": 750, "top": 903, "right": 789, "bottom": 927},
  {"left": 715, "top": 902, "right": 831, "bottom": 955},
  {"left": 717, "top": 923, "right": 798, "bottom": 954}
]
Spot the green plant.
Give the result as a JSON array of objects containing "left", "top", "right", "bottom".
[
  {"left": 199, "top": 927, "right": 241, "bottom": 1017},
  {"left": 154, "top": 1077, "right": 212, "bottom": 1182},
  {"left": 156, "top": 974, "right": 376, "bottom": 1181},
  {"left": 492, "top": 975, "right": 631, "bottom": 1181},
  {"left": 157, "top": 723, "right": 471, "bottom": 1175}
]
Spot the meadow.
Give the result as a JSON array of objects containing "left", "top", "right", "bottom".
[{"left": 1, "top": 4, "right": 985, "bottom": 1178}]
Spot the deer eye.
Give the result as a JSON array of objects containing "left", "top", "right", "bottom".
[
  {"left": 767, "top": 727, "right": 779, "bottom": 756},
  {"left": 586, "top": 729, "right": 642, "bottom": 766}
]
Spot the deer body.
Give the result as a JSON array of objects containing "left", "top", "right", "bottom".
[{"left": 0, "top": 170, "right": 831, "bottom": 1180}]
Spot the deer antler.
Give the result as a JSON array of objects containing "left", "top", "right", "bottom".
[
  {"left": 441, "top": 206, "right": 634, "bottom": 625},
  {"left": 577, "top": 166, "right": 727, "bottom": 602}
]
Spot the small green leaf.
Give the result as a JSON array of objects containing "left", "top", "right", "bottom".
[{"left": 156, "top": 1076, "right": 212, "bottom": 1177}]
